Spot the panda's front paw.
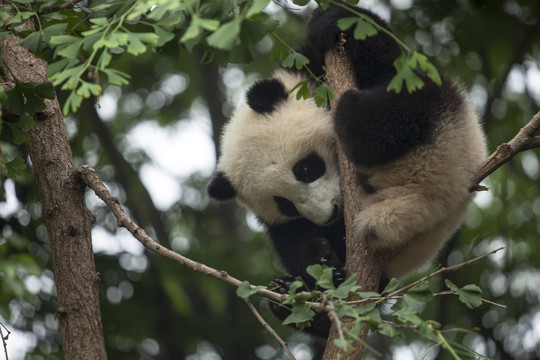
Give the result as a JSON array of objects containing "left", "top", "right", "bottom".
[
  {"left": 353, "top": 211, "right": 404, "bottom": 250},
  {"left": 316, "top": 242, "right": 345, "bottom": 285}
]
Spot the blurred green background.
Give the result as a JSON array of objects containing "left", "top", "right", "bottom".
[{"left": 1, "top": 0, "right": 540, "bottom": 359}]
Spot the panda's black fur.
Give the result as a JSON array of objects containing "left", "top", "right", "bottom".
[{"left": 207, "top": 4, "right": 486, "bottom": 336}]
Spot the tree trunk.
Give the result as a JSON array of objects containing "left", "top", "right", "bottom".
[
  {"left": 0, "top": 21, "right": 107, "bottom": 360},
  {"left": 321, "top": 40, "right": 393, "bottom": 360}
]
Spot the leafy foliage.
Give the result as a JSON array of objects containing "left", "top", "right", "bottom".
[{"left": 266, "top": 264, "right": 490, "bottom": 358}]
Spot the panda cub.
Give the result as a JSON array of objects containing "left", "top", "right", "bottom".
[{"left": 207, "top": 5, "right": 486, "bottom": 287}]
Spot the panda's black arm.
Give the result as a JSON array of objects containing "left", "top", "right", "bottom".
[
  {"left": 301, "top": 4, "right": 400, "bottom": 89},
  {"left": 266, "top": 218, "right": 345, "bottom": 288}
]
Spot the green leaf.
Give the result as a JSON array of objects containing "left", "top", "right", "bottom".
[
  {"left": 76, "top": 81, "right": 102, "bottom": 98},
  {"left": 293, "top": 0, "right": 310, "bottom": 5},
  {"left": 271, "top": 43, "right": 288, "bottom": 62},
  {"left": 89, "top": 17, "right": 108, "bottom": 26},
  {"left": 356, "top": 302, "right": 377, "bottom": 315},
  {"left": 445, "top": 279, "right": 459, "bottom": 292},
  {"left": 19, "top": 31, "right": 45, "bottom": 54},
  {"left": 50, "top": 64, "right": 84, "bottom": 87},
  {"left": 57, "top": 40, "right": 82, "bottom": 59},
  {"left": 6, "top": 122, "right": 29, "bottom": 145},
  {"left": 97, "top": 51, "right": 112, "bottom": 69},
  {"left": 408, "top": 51, "right": 442, "bottom": 86},
  {"left": 336, "top": 17, "right": 358, "bottom": 31},
  {"left": 403, "top": 281, "right": 432, "bottom": 306},
  {"left": 294, "top": 81, "right": 311, "bottom": 100},
  {"left": 50, "top": 34, "right": 80, "bottom": 45},
  {"left": 378, "top": 322, "right": 395, "bottom": 337},
  {"left": 47, "top": 58, "right": 72, "bottom": 77},
  {"left": 152, "top": 25, "right": 175, "bottom": 46},
  {"left": 63, "top": 90, "right": 83, "bottom": 115},
  {"left": 306, "top": 264, "right": 335, "bottom": 289},
  {"left": 287, "top": 280, "right": 304, "bottom": 295},
  {"left": 4, "top": 157, "right": 26, "bottom": 178},
  {"left": 29, "top": 82, "right": 55, "bottom": 100},
  {"left": 392, "top": 308, "right": 423, "bottom": 326},
  {"left": 382, "top": 278, "right": 400, "bottom": 294},
  {"left": 127, "top": 33, "right": 147, "bottom": 55},
  {"left": 446, "top": 280, "right": 483, "bottom": 309},
  {"left": 5, "top": 87, "right": 25, "bottom": 115},
  {"left": 15, "top": 114, "right": 33, "bottom": 129},
  {"left": 240, "top": 19, "right": 278, "bottom": 48},
  {"left": 352, "top": 18, "right": 378, "bottom": 40},
  {"left": 332, "top": 273, "right": 360, "bottom": 299},
  {"left": 314, "top": 82, "right": 334, "bottom": 108},
  {"left": 101, "top": 68, "right": 131, "bottom": 86},
  {"left": 387, "top": 57, "right": 425, "bottom": 94},
  {"left": 335, "top": 302, "right": 358, "bottom": 318},
  {"left": 207, "top": 17, "right": 242, "bottom": 50},
  {"left": 282, "top": 304, "right": 315, "bottom": 326},
  {"left": 282, "top": 52, "right": 309, "bottom": 70},
  {"left": 246, "top": 0, "right": 270, "bottom": 17},
  {"left": 337, "top": 17, "right": 378, "bottom": 40},
  {"left": 236, "top": 281, "right": 266, "bottom": 298},
  {"left": 155, "top": 13, "right": 182, "bottom": 27},
  {"left": 181, "top": 16, "right": 220, "bottom": 43},
  {"left": 104, "top": 32, "right": 129, "bottom": 48}
]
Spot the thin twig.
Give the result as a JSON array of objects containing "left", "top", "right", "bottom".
[
  {"left": 322, "top": 295, "right": 347, "bottom": 349},
  {"left": 75, "top": 165, "right": 284, "bottom": 304},
  {"left": 243, "top": 298, "right": 296, "bottom": 360},
  {"left": 344, "top": 247, "right": 506, "bottom": 308},
  {"left": 433, "top": 291, "right": 507, "bottom": 309},
  {"left": 385, "top": 247, "right": 506, "bottom": 301},
  {"left": 0, "top": 321, "right": 10, "bottom": 360}
]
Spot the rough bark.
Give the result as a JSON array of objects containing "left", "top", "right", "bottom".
[
  {"left": 0, "top": 22, "right": 107, "bottom": 359},
  {"left": 321, "top": 40, "right": 393, "bottom": 359}
]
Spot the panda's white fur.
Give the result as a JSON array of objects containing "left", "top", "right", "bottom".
[
  {"left": 218, "top": 69, "right": 342, "bottom": 227},
  {"left": 352, "top": 92, "right": 486, "bottom": 278},
  {"left": 208, "top": 4, "right": 487, "bottom": 286}
]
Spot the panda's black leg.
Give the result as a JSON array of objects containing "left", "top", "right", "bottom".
[
  {"left": 333, "top": 86, "right": 433, "bottom": 168},
  {"left": 268, "top": 220, "right": 345, "bottom": 289}
]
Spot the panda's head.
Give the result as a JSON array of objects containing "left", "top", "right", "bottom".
[{"left": 207, "top": 70, "right": 342, "bottom": 226}]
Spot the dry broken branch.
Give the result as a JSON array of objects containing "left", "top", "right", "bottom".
[{"left": 471, "top": 110, "right": 540, "bottom": 191}]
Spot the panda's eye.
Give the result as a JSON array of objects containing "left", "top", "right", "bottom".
[{"left": 293, "top": 153, "right": 326, "bottom": 183}]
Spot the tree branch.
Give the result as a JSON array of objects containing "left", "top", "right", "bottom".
[
  {"left": 321, "top": 34, "right": 393, "bottom": 360},
  {"left": 75, "top": 165, "right": 284, "bottom": 304},
  {"left": 243, "top": 298, "right": 296, "bottom": 360},
  {"left": 471, "top": 110, "right": 540, "bottom": 191},
  {"left": 0, "top": 12, "right": 106, "bottom": 360}
]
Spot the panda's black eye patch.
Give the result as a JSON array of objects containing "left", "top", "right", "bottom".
[
  {"left": 293, "top": 153, "right": 326, "bottom": 183},
  {"left": 274, "top": 196, "right": 300, "bottom": 217}
]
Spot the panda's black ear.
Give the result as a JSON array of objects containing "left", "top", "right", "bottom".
[
  {"left": 246, "top": 78, "right": 288, "bottom": 115},
  {"left": 207, "top": 171, "right": 237, "bottom": 201}
]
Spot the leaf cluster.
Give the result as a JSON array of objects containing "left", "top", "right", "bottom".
[
  {"left": 239, "top": 264, "right": 488, "bottom": 359},
  {"left": 0, "top": 78, "right": 54, "bottom": 179}
]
